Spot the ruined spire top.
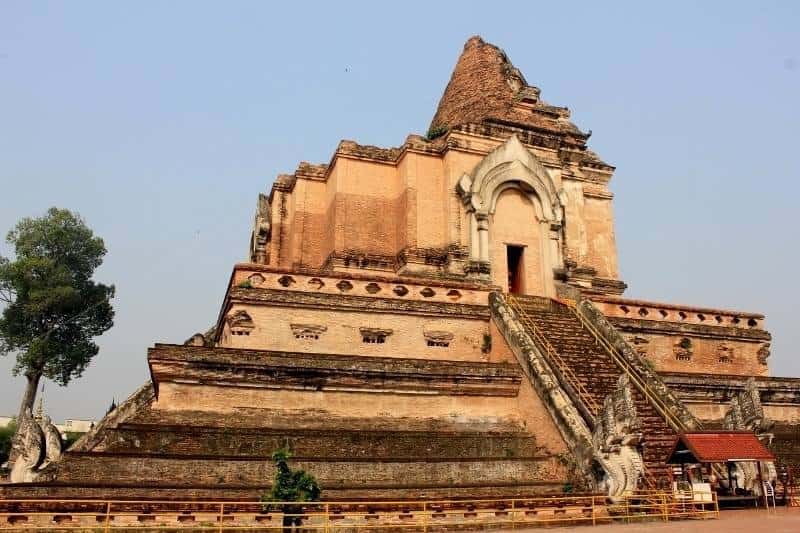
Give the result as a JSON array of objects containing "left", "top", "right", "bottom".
[{"left": 429, "top": 36, "right": 583, "bottom": 138}]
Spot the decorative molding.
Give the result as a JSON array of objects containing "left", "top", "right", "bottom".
[
  {"left": 661, "top": 372, "right": 800, "bottom": 407},
  {"left": 360, "top": 327, "right": 393, "bottom": 344},
  {"left": 593, "top": 296, "right": 766, "bottom": 332},
  {"left": 247, "top": 273, "right": 265, "bottom": 287},
  {"left": 607, "top": 316, "right": 770, "bottom": 342},
  {"left": 673, "top": 337, "right": 693, "bottom": 362},
  {"left": 226, "top": 310, "right": 255, "bottom": 336},
  {"left": 228, "top": 288, "right": 490, "bottom": 320},
  {"left": 290, "top": 324, "right": 327, "bottom": 340},
  {"left": 148, "top": 344, "right": 521, "bottom": 398},
  {"left": 458, "top": 135, "right": 563, "bottom": 222},
  {"left": 717, "top": 343, "right": 734, "bottom": 364},
  {"left": 423, "top": 330, "right": 454, "bottom": 347},
  {"left": 322, "top": 250, "right": 397, "bottom": 273}
]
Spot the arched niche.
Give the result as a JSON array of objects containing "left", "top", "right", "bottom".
[{"left": 456, "top": 135, "right": 564, "bottom": 296}]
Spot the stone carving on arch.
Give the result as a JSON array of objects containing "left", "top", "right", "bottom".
[
  {"left": 456, "top": 135, "right": 565, "bottom": 294},
  {"left": 226, "top": 309, "right": 255, "bottom": 336}
]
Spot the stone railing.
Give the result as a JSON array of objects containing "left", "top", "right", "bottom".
[
  {"left": 488, "top": 293, "right": 595, "bottom": 489},
  {"left": 575, "top": 300, "right": 701, "bottom": 431},
  {"left": 229, "top": 264, "right": 490, "bottom": 307},
  {"left": 590, "top": 296, "right": 765, "bottom": 331}
]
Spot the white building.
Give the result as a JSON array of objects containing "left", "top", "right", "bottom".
[
  {"left": 57, "top": 419, "right": 95, "bottom": 434},
  {"left": 0, "top": 414, "right": 95, "bottom": 436}
]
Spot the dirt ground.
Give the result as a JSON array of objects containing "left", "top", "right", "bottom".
[{"left": 511, "top": 508, "right": 800, "bottom": 533}]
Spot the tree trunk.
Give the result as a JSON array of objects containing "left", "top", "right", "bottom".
[
  {"left": 17, "top": 372, "right": 41, "bottom": 422},
  {"left": 8, "top": 372, "right": 40, "bottom": 464}
]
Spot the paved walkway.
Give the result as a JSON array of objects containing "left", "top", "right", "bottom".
[{"left": 512, "top": 508, "right": 800, "bottom": 533}]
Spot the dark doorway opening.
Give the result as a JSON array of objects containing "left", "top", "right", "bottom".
[{"left": 507, "top": 245, "right": 524, "bottom": 294}]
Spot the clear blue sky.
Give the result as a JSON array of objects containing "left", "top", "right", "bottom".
[{"left": 1, "top": 1, "right": 798, "bottom": 421}]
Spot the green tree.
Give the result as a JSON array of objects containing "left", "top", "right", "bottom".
[
  {"left": 0, "top": 420, "right": 17, "bottom": 467},
  {"left": 63, "top": 431, "right": 84, "bottom": 450},
  {"left": 0, "top": 208, "right": 115, "bottom": 425},
  {"left": 262, "top": 448, "right": 321, "bottom": 530}
]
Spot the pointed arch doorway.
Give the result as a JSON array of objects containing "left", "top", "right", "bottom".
[
  {"left": 456, "top": 135, "right": 565, "bottom": 297},
  {"left": 490, "top": 188, "right": 548, "bottom": 295}
]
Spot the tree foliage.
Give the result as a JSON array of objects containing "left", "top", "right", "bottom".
[
  {"left": 63, "top": 431, "right": 84, "bottom": 450},
  {"left": 261, "top": 448, "right": 321, "bottom": 530},
  {"left": 0, "top": 208, "right": 115, "bottom": 418},
  {"left": 0, "top": 420, "right": 16, "bottom": 467},
  {"left": 263, "top": 448, "right": 321, "bottom": 504}
]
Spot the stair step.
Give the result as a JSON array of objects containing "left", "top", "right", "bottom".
[{"left": 511, "top": 297, "right": 678, "bottom": 476}]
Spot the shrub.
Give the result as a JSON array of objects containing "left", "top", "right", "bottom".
[
  {"left": 425, "top": 125, "right": 448, "bottom": 141},
  {"left": 0, "top": 420, "right": 16, "bottom": 468},
  {"left": 262, "top": 448, "right": 321, "bottom": 530}
]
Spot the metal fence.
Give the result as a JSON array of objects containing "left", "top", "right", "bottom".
[{"left": 0, "top": 491, "right": 719, "bottom": 531}]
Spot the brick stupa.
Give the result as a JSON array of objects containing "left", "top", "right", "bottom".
[{"left": 4, "top": 36, "right": 798, "bottom": 501}]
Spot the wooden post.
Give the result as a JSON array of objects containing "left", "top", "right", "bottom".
[
  {"left": 218, "top": 502, "right": 224, "bottom": 533},
  {"left": 591, "top": 496, "right": 596, "bottom": 526},
  {"left": 422, "top": 501, "right": 427, "bottom": 533},
  {"left": 511, "top": 499, "right": 516, "bottom": 530},
  {"left": 757, "top": 461, "right": 768, "bottom": 510},
  {"left": 324, "top": 503, "right": 329, "bottom": 533}
]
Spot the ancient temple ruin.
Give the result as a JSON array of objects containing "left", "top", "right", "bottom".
[{"left": 4, "top": 36, "right": 800, "bottom": 500}]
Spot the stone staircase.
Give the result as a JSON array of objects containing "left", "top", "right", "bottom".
[{"left": 507, "top": 295, "right": 679, "bottom": 485}]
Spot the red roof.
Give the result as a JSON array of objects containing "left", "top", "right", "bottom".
[{"left": 666, "top": 431, "right": 775, "bottom": 463}]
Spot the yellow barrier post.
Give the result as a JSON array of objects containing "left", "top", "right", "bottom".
[
  {"left": 0, "top": 493, "right": 724, "bottom": 531},
  {"left": 104, "top": 501, "right": 112, "bottom": 533},
  {"left": 625, "top": 495, "right": 630, "bottom": 524}
]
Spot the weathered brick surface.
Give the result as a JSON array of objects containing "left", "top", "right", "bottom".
[
  {"left": 430, "top": 36, "right": 585, "bottom": 138},
  {"left": 99, "top": 426, "right": 544, "bottom": 459},
  {"left": 47, "top": 454, "right": 562, "bottom": 489},
  {"left": 148, "top": 344, "right": 521, "bottom": 397},
  {"left": 5, "top": 35, "right": 788, "bottom": 502}
]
